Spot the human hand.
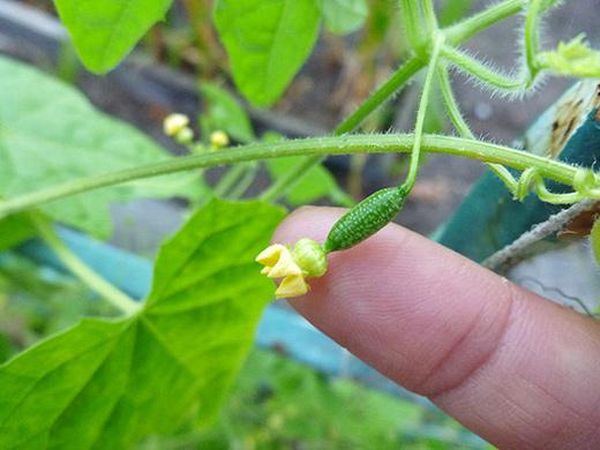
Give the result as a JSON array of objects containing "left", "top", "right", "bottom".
[{"left": 275, "top": 207, "right": 600, "bottom": 449}]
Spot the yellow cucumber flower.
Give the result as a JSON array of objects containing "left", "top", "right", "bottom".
[{"left": 256, "top": 239, "right": 327, "bottom": 299}]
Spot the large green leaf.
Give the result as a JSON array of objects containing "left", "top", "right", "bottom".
[
  {"left": 0, "top": 56, "right": 203, "bottom": 238},
  {"left": 54, "top": 0, "right": 174, "bottom": 73},
  {"left": 214, "top": 0, "right": 322, "bottom": 107},
  {"left": 0, "top": 199, "right": 285, "bottom": 449},
  {"left": 321, "top": 0, "right": 368, "bottom": 35}
]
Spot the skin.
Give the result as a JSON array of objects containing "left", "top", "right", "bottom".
[{"left": 274, "top": 207, "right": 600, "bottom": 450}]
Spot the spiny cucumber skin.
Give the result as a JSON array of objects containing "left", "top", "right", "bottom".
[{"left": 324, "top": 187, "right": 407, "bottom": 253}]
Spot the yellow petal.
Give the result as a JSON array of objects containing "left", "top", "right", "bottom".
[
  {"left": 268, "top": 248, "right": 302, "bottom": 278},
  {"left": 256, "top": 244, "right": 286, "bottom": 266},
  {"left": 275, "top": 274, "right": 309, "bottom": 299}
]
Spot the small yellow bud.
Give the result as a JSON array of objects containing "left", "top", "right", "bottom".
[
  {"left": 210, "top": 130, "right": 230, "bottom": 150},
  {"left": 163, "top": 113, "right": 190, "bottom": 137},
  {"left": 175, "top": 127, "right": 194, "bottom": 145},
  {"left": 256, "top": 239, "right": 328, "bottom": 299}
]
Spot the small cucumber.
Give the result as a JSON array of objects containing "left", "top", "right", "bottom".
[{"left": 324, "top": 186, "right": 407, "bottom": 253}]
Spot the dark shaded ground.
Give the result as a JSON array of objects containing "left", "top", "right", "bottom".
[{"left": 1, "top": 0, "right": 599, "bottom": 248}]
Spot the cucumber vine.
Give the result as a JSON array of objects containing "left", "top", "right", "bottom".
[{"left": 1, "top": 0, "right": 600, "bottom": 300}]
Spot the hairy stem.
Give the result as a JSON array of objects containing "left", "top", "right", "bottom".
[
  {"left": 422, "top": 0, "right": 439, "bottom": 33},
  {"left": 441, "top": 45, "right": 524, "bottom": 91},
  {"left": 30, "top": 213, "right": 140, "bottom": 315},
  {"left": 445, "top": 0, "right": 525, "bottom": 45},
  {"left": 404, "top": 35, "right": 443, "bottom": 191},
  {"left": 524, "top": 0, "right": 543, "bottom": 81},
  {"left": 399, "top": 0, "right": 424, "bottom": 49},
  {"left": 436, "top": 64, "right": 474, "bottom": 138},
  {"left": 0, "top": 134, "right": 584, "bottom": 218},
  {"left": 436, "top": 64, "right": 519, "bottom": 190}
]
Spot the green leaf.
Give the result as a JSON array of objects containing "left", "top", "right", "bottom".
[
  {"left": 538, "top": 34, "right": 600, "bottom": 78},
  {"left": 0, "top": 56, "right": 203, "bottom": 238},
  {"left": 214, "top": 0, "right": 322, "bottom": 107},
  {"left": 0, "top": 214, "right": 36, "bottom": 251},
  {"left": 199, "top": 82, "right": 255, "bottom": 144},
  {"left": 54, "top": 0, "right": 174, "bottom": 73},
  {"left": 0, "top": 333, "right": 10, "bottom": 365},
  {"left": 0, "top": 199, "right": 285, "bottom": 449},
  {"left": 321, "top": 0, "right": 368, "bottom": 35},
  {"left": 266, "top": 157, "right": 354, "bottom": 207}
]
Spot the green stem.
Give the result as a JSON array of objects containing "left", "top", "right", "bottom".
[
  {"left": 259, "top": 56, "right": 425, "bottom": 201},
  {"left": 228, "top": 162, "right": 258, "bottom": 199},
  {"left": 0, "top": 134, "right": 584, "bottom": 218},
  {"left": 334, "top": 56, "right": 426, "bottom": 135},
  {"left": 445, "top": 0, "right": 525, "bottom": 45},
  {"left": 436, "top": 64, "right": 474, "bottom": 138},
  {"left": 423, "top": 0, "right": 439, "bottom": 33},
  {"left": 403, "top": 35, "right": 443, "bottom": 191},
  {"left": 436, "top": 64, "right": 518, "bottom": 191},
  {"left": 524, "top": 0, "right": 543, "bottom": 81},
  {"left": 441, "top": 45, "right": 524, "bottom": 91},
  {"left": 213, "top": 163, "right": 248, "bottom": 197},
  {"left": 535, "top": 177, "right": 584, "bottom": 204},
  {"left": 29, "top": 213, "right": 140, "bottom": 315},
  {"left": 399, "top": 0, "right": 423, "bottom": 48}
]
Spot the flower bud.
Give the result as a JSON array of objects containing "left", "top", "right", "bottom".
[
  {"left": 163, "top": 113, "right": 190, "bottom": 137},
  {"left": 292, "top": 238, "right": 327, "bottom": 277},
  {"left": 210, "top": 130, "right": 230, "bottom": 150},
  {"left": 175, "top": 127, "right": 194, "bottom": 145}
]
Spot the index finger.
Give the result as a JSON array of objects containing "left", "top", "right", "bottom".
[{"left": 275, "top": 206, "right": 600, "bottom": 450}]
